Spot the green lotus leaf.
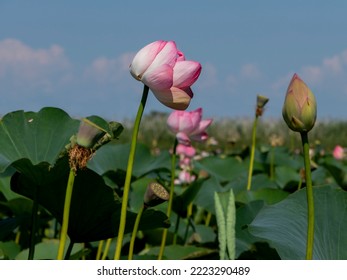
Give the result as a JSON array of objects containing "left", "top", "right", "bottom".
[
  {"left": 0, "top": 107, "right": 79, "bottom": 173},
  {"left": 249, "top": 185, "right": 347, "bottom": 259},
  {"left": 194, "top": 155, "right": 247, "bottom": 183},
  {"left": 141, "top": 244, "right": 217, "bottom": 260},
  {"left": 11, "top": 156, "right": 169, "bottom": 243},
  {"left": 87, "top": 142, "right": 171, "bottom": 178}
]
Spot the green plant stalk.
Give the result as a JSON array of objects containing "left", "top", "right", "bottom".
[
  {"left": 172, "top": 214, "right": 180, "bottom": 245},
  {"left": 101, "top": 238, "right": 112, "bottom": 260},
  {"left": 205, "top": 212, "right": 212, "bottom": 226},
  {"left": 270, "top": 146, "right": 275, "bottom": 180},
  {"left": 158, "top": 138, "right": 178, "bottom": 260},
  {"left": 57, "top": 168, "right": 76, "bottom": 260},
  {"left": 114, "top": 85, "right": 149, "bottom": 260},
  {"left": 246, "top": 116, "right": 258, "bottom": 191},
  {"left": 64, "top": 241, "right": 74, "bottom": 260},
  {"left": 28, "top": 189, "right": 39, "bottom": 260},
  {"left": 96, "top": 240, "right": 104, "bottom": 260},
  {"left": 128, "top": 205, "right": 145, "bottom": 260},
  {"left": 183, "top": 202, "right": 193, "bottom": 243},
  {"left": 300, "top": 131, "right": 314, "bottom": 260}
]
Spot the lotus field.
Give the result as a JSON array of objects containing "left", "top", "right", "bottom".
[{"left": 1, "top": 40, "right": 347, "bottom": 261}]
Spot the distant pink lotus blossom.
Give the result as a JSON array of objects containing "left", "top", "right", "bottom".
[
  {"left": 130, "top": 40, "right": 201, "bottom": 110},
  {"left": 176, "top": 143, "right": 196, "bottom": 158},
  {"left": 177, "top": 170, "right": 196, "bottom": 184},
  {"left": 333, "top": 145, "right": 344, "bottom": 160},
  {"left": 167, "top": 107, "right": 212, "bottom": 145}
]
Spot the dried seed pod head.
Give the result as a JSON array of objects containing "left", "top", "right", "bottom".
[
  {"left": 256, "top": 95, "right": 269, "bottom": 117},
  {"left": 143, "top": 182, "right": 170, "bottom": 208}
]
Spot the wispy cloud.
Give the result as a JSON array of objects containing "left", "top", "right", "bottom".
[
  {"left": 84, "top": 52, "right": 134, "bottom": 84},
  {"left": 0, "top": 38, "right": 71, "bottom": 93},
  {"left": 273, "top": 49, "right": 347, "bottom": 92},
  {"left": 225, "top": 63, "right": 262, "bottom": 94},
  {"left": 196, "top": 62, "right": 218, "bottom": 89},
  {"left": 240, "top": 63, "right": 261, "bottom": 79}
]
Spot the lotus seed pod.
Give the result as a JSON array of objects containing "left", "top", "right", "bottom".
[{"left": 144, "top": 182, "right": 170, "bottom": 208}]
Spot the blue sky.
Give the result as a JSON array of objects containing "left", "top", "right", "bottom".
[{"left": 1, "top": 0, "right": 347, "bottom": 121}]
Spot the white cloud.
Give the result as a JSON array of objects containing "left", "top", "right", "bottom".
[
  {"left": 84, "top": 52, "right": 134, "bottom": 84},
  {"left": 301, "top": 66, "right": 323, "bottom": 85},
  {"left": 301, "top": 50, "right": 347, "bottom": 85},
  {"left": 197, "top": 62, "right": 218, "bottom": 89},
  {"left": 271, "top": 73, "right": 293, "bottom": 91},
  {"left": 273, "top": 49, "right": 347, "bottom": 93},
  {"left": 323, "top": 55, "right": 343, "bottom": 74},
  {"left": 224, "top": 63, "right": 262, "bottom": 94},
  {"left": 0, "top": 39, "right": 70, "bottom": 83},
  {"left": 240, "top": 63, "right": 261, "bottom": 79},
  {"left": 0, "top": 38, "right": 71, "bottom": 92}
]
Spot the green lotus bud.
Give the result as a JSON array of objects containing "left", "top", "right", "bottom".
[
  {"left": 144, "top": 182, "right": 169, "bottom": 208},
  {"left": 282, "top": 73, "right": 317, "bottom": 132},
  {"left": 76, "top": 117, "right": 107, "bottom": 148}
]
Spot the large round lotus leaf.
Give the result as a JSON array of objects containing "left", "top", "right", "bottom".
[
  {"left": 235, "top": 200, "right": 265, "bottom": 258},
  {"left": 265, "top": 146, "right": 303, "bottom": 170},
  {"left": 142, "top": 245, "right": 217, "bottom": 260},
  {"left": 249, "top": 185, "right": 347, "bottom": 259},
  {"left": 274, "top": 166, "right": 300, "bottom": 189},
  {"left": 15, "top": 239, "right": 84, "bottom": 260},
  {"left": 236, "top": 188, "right": 289, "bottom": 205},
  {"left": 87, "top": 142, "right": 171, "bottom": 177},
  {"left": 11, "top": 156, "right": 169, "bottom": 243},
  {"left": 0, "top": 241, "right": 21, "bottom": 260},
  {"left": 321, "top": 156, "right": 347, "bottom": 188},
  {"left": 0, "top": 107, "right": 79, "bottom": 173},
  {"left": 0, "top": 168, "right": 21, "bottom": 201},
  {"left": 194, "top": 155, "right": 247, "bottom": 183},
  {"left": 194, "top": 176, "right": 225, "bottom": 214}
]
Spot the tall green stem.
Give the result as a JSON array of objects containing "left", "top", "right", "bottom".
[
  {"left": 128, "top": 205, "right": 145, "bottom": 260},
  {"left": 246, "top": 116, "right": 258, "bottom": 191},
  {"left": 158, "top": 138, "right": 178, "bottom": 260},
  {"left": 101, "top": 238, "right": 112, "bottom": 260},
  {"left": 96, "top": 240, "right": 104, "bottom": 260},
  {"left": 114, "top": 85, "right": 149, "bottom": 260},
  {"left": 300, "top": 131, "right": 314, "bottom": 260},
  {"left": 28, "top": 187, "right": 39, "bottom": 260},
  {"left": 64, "top": 241, "right": 74, "bottom": 260},
  {"left": 269, "top": 146, "right": 275, "bottom": 180},
  {"left": 57, "top": 168, "right": 76, "bottom": 260},
  {"left": 172, "top": 214, "right": 180, "bottom": 245}
]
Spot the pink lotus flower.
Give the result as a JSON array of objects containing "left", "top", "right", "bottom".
[
  {"left": 176, "top": 170, "right": 196, "bottom": 184},
  {"left": 130, "top": 40, "right": 201, "bottom": 110},
  {"left": 333, "top": 145, "right": 344, "bottom": 160},
  {"left": 167, "top": 107, "right": 212, "bottom": 145},
  {"left": 176, "top": 143, "right": 196, "bottom": 158}
]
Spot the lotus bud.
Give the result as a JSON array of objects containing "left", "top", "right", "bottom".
[
  {"left": 256, "top": 95, "right": 269, "bottom": 117},
  {"left": 76, "top": 117, "right": 107, "bottom": 148},
  {"left": 282, "top": 73, "right": 317, "bottom": 132},
  {"left": 143, "top": 182, "right": 169, "bottom": 208}
]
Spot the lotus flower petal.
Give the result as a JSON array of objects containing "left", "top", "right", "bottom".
[
  {"left": 176, "top": 143, "right": 196, "bottom": 157},
  {"left": 146, "top": 41, "right": 178, "bottom": 72},
  {"left": 151, "top": 86, "right": 192, "bottom": 110},
  {"left": 141, "top": 64, "right": 173, "bottom": 91},
  {"left": 176, "top": 132, "right": 191, "bottom": 146},
  {"left": 191, "top": 119, "right": 213, "bottom": 142},
  {"left": 173, "top": 60, "right": 202, "bottom": 88},
  {"left": 130, "top": 40, "right": 167, "bottom": 79}
]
